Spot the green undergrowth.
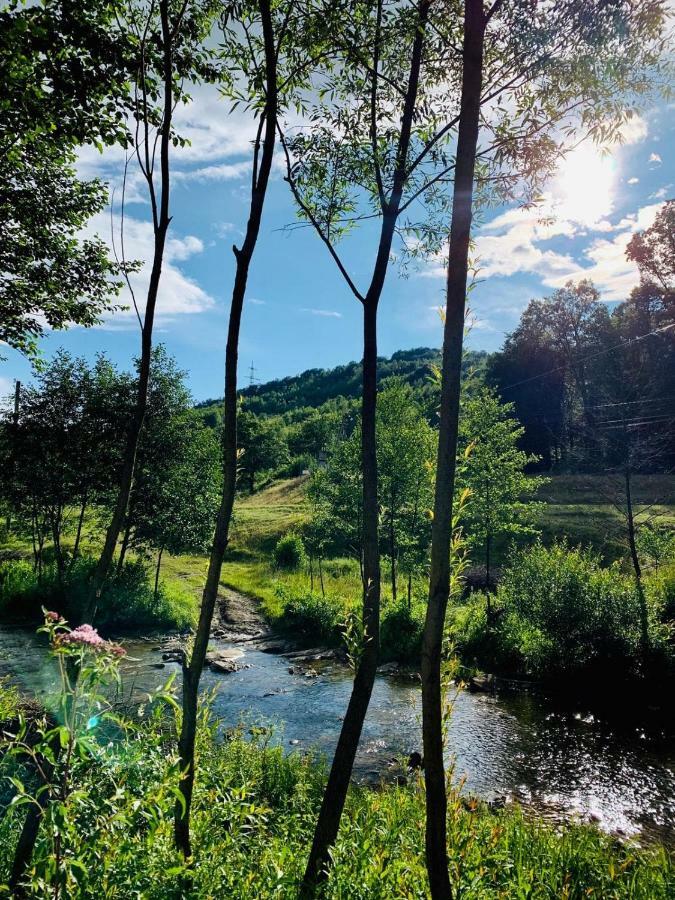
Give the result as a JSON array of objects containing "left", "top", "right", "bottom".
[
  {"left": 0, "top": 557, "right": 196, "bottom": 633},
  {"left": 450, "top": 542, "right": 674, "bottom": 681},
  {"left": 0, "top": 684, "right": 671, "bottom": 898}
]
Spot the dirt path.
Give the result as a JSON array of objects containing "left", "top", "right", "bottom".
[
  {"left": 212, "top": 588, "right": 341, "bottom": 661},
  {"left": 213, "top": 588, "right": 272, "bottom": 643}
]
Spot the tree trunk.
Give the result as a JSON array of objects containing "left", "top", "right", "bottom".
[
  {"left": 301, "top": 298, "right": 381, "bottom": 893},
  {"left": 154, "top": 545, "right": 164, "bottom": 600},
  {"left": 421, "top": 2, "right": 485, "bottom": 897},
  {"left": 69, "top": 492, "right": 88, "bottom": 574},
  {"left": 174, "top": 0, "right": 278, "bottom": 858},
  {"left": 117, "top": 519, "right": 132, "bottom": 573},
  {"left": 485, "top": 531, "right": 491, "bottom": 590},
  {"left": 301, "top": 5, "right": 430, "bottom": 890},
  {"left": 51, "top": 506, "right": 65, "bottom": 582},
  {"left": 86, "top": 0, "right": 174, "bottom": 624},
  {"left": 390, "top": 512, "right": 397, "bottom": 602},
  {"left": 10, "top": 764, "right": 54, "bottom": 895},
  {"left": 625, "top": 467, "right": 649, "bottom": 668},
  {"left": 319, "top": 556, "right": 325, "bottom": 597},
  {"left": 309, "top": 553, "right": 314, "bottom": 592}
]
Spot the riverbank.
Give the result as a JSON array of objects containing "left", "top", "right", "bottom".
[{"left": 0, "top": 676, "right": 672, "bottom": 898}]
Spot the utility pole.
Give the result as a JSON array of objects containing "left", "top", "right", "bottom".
[
  {"left": 6, "top": 380, "right": 20, "bottom": 534},
  {"left": 13, "top": 380, "right": 20, "bottom": 424},
  {"left": 247, "top": 362, "right": 258, "bottom": 388}
]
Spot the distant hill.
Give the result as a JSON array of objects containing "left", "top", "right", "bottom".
[{"left": 196, "top": 347, "right": 488, "bottom": 420}]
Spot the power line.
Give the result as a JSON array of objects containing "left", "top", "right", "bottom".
[
  {"left": 586, "top": 394, "right": 675, "bottom": 410},
  {"left": 500, "top": 322, "right": 675, "bottom": 392}
]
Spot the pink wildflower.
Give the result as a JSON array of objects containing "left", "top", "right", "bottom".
[
  {"left": 109, "top": 644, "right": 126, "bottom": 658},
  {"left": 44, "top": 610, "right": 61, "bottom": 622},
  {"left": 56, "top": 624, "right": 107, "bottom": 651}
]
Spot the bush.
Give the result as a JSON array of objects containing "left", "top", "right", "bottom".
[
  {"left": 648, "top": 563, "right": 675, "bottom": 623},
  {"left": 277, "top": 453, "right": 314, "bottom": 478},
  {"left": 0, "top": 557, "right": 195, "bottom": 632},
  {"left": 275, "top": 585, "right": 341, "bottom": 645},
  {"left": 380, "top": 598, "right": 425, "bottom": 663},
  {"left": 273, "top": 532, "right": 307, "bottom": 571},
  {"left": 451, "top": 542, "right": 670, "bottom": 679}
]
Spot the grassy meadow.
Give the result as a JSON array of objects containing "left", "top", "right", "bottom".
[{"left": 162, "top": 472, "right": 675, "bottom": 621}]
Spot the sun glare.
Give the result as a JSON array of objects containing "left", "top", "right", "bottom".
[{"left": 553, "top": 142, "right": 616, "bottom": 227}]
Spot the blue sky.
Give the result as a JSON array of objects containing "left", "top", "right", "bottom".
[{"left": 1, "top": 87, "right": 673, "bottom": 404}]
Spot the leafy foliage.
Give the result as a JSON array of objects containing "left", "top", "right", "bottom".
[
  {"left": 452, "top": 542, "right": 671, "bottom": 678},
  {"left": 457, "top": 388, "right": 546, "bottom": 580},
  {"left": 272, "top": 533, "right": 307, "bottom": 572}
]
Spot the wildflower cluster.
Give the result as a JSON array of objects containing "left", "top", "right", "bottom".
[{"left": 41, "top": 610, "right": 125, "bottom": 659}]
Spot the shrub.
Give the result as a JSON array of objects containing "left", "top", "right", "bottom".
[
  {"left": 648, "top": 563, "right": 675, "bottom": 623},
  {"left": 277, "top": 453, "right": 314, "bottom": 478},
  {"left": 273, "top": 532, "right": 307, "bottom": 571},
  {"left": 0, "top": 557, "right": 195, "bottom": 632},
  {"left": 380, "top": 598, "right": 425, "bottom": 663},
  {"left": 451, "top": 542, "right": 670, "bottom": 679},
  {"left": 275, "top": 585, "right": 341, "bottom": 645},
  {"left": 0, "top": 559, "right": 37, "bottom": 617}
]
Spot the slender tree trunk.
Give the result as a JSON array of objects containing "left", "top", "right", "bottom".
[
  {"left": 625, "top": 467, "right": 649, "bottom": 668},
  {"left": 421, "top": 3, "right": 485, "bottom": 897},
  {"left": 309, "top": 553, "right": 314, "bottom": 592},
  {"left": 301, "top": 5, "right": 430, "bottom": 890},
  {"left": 301, "top": 299, "right": 382, "bottom": 893},
  {"left": 408, "top": 573, "right": 412, "bottom": 610},
  {"left": 174, "top": 0, "right": 278, "bottom": 857},
  {"left": 69, "top": 492, "right": 88, "bottom": 574},
  {"left": 86, "top": 0, "right": 174, "bottom": 624},
  {"left": 485, "top": 531, "right": 491, "bottom": 588},
  {"left": 10, "top": 762, "right": 54, "bottom": 896},
  {"left": 319, "top": 556, "right": 325, "bottom": 597},
  {"left": 390, "top": 512, "right": 397, "bottom": 601},
  {"left": 51, "top": 506, "right": 65, "bottom": 582},
  {"left": 117, "top": 519, "right": 132, "bottom": 573},
  {"left": 154, "top": 545, "right": 164, "bottom": 600}
]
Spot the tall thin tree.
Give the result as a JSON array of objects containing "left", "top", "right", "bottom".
[
  {"left": 89, "top": 0, "right": 217, "bottom": 619},
  {"left": 281, "top": 0, "right": 457, "bottom": 889},
  {"left": 174, "top": 0, "right": 335, "bottom": 856},
  {"left": 421, "top": 1, "right": 669, "bottom": 895}
]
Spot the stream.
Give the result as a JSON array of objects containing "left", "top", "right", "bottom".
[{"left": 1, "top": 626, "right": 673, "bottom": 847}]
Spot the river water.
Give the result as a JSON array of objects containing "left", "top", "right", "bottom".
[{"left": 1, "top": 626, "right": 673, "bottom": 846}]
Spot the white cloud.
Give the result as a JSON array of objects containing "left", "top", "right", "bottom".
[
  {"left": 173, "top": 161, "right": 252, "bottom": 183},
  {"left": 76, "top": 83, "right": 259, "bottom": 199},
  {"left": 299, "top": 308, "right": 342, "bottom": 318},
  {"left": 249, "top": 298, "right": 266, "bottom": 305},
  {"left": 422, "top": 201, "right": 667, "bottom": 306},
  {"left": 649, "top": 152, "right": 662, "bottom": 165},
  {"left": 617, "top": 114, "right": 648, "bottom": 145},
  {"left": 627, "top": 177, "right": 639, "bottom": 185},
  {"left": 86, "top": 212, "right": 215, "bottom": 323}
]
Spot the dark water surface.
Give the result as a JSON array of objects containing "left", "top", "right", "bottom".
[{"left": 1, "top": 627, "right": 673, "bottom": 846}]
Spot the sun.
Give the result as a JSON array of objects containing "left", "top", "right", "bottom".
[{"left": 552, "top": 142, "right": 616, "bottom": 227}]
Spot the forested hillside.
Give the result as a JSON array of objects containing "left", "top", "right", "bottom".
[{"left": 196, "top": 347, "right": 487, "bottom": 420}]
